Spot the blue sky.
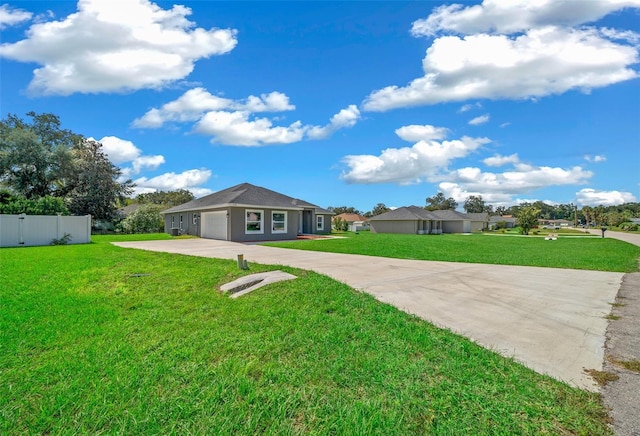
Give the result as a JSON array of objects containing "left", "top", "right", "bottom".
[{"left": 1, "top": 0, "right": 639, "bottom": 212}]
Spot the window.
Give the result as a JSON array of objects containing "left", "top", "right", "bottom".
[
  {"left": 317, "top": 215, "right": 324, "bottom": 231},
  {"left": 193, "top": 213, "right": 198, "bottom": 225},
  {"left": 171, "top": 216, "right": 175, "bottom": 227},
  {"left": 272, "top": 211, "right": 287, "bottom": 233},
  {"left": 245, "top": 209, "right": 264, "bottom": 234},
  {"left": 179, "top": 215, "right": 183, "bottom": 229}
]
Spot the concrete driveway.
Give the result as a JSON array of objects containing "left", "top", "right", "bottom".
[{"left": 113, "top": 238, "right": 623, "bottom": 391}]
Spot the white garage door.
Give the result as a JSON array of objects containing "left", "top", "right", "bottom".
[{"left": 201, "top": 211, "right": 228, "bottom": 240}]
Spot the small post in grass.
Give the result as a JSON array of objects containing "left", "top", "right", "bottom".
[{"left": 237, "top": 254, "right": 244, "bottom": 269}]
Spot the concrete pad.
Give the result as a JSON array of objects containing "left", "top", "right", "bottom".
[
  {"left": 113, "top": 238, "right": 623, "bottom": 391},
  {"left": 220, "top": 270, "right": 297, "bottom": 298}
]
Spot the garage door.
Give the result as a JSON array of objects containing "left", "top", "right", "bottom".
[{"left": 201, "top": 211, "right": 228, "bottom": 240}]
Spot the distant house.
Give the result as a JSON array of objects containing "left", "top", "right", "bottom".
[
  {"left": 538, "top": 218, "right": 573, "bottom": 228},
  {"left": 160, "top": 183, "right": 333, "bottom": 242},
  {"left": 368, "top": 207, "right": 488, "bottom": 234},
  {"left": 117, "top": 203, "right": 142, "bottom": 217},
  {"left": 489, "top": 215, "right": 518, "bottom": 229},
  {"left": 333, "top": 213, "right": 370, "bottom": 232}
]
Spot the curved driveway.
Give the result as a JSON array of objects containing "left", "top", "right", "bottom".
[{"left": 113, "top": 238, "right": 624, "bottom": 391}]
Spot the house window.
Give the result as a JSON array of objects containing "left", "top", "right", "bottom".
[
  {"left": 193, "top": 213, "right": 198, "bottom": 225},
  {"left": 317, "top": 215, "right": 324, "bottom": 231},
  {"left": 245, "top": 209, "right": 264, "bottom": 234},
  {"left": 171, "top": 216, "right": 175, "bottom": 227},
  {"left": 272, "top": 211, "right": 287, "bottom": 233},
  {"left": 179, "top": 215, "right": 183, "bottom": 229}
]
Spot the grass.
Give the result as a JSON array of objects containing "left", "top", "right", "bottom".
[
  {"left": 610, "top": 359, "right": 640, "bottom": 373},
  {"left": 265, "top": 232, "right": 640, "bottom": 272},
  {"left": 583, "top": 369, "right": 619, "bottom": 387},
  {"left": 0, "top": 234, "right": 612, "bottom": 434}
]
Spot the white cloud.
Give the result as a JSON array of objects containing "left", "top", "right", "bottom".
[
  {"left": 98, "top": 136, "right": 141, "bottom": 164},
  {"left": 0, "top": 4, "right": 32, "bottom": 29},
  {"left": 469, "top": 114, "right": 490, "bottom": 125},
  {"left": 136, "top": 88, "right": 359, "bottom": 146},
  {"left": 458, "top": 102, "right": 482, "bottom": 113},
  {"left": 0, "top": 0, "right": 237, "bottom": 95},
  {"left": 483, "top": 153, "right": 519, "bottom": 167},
  {"left": 576, "top": 188, "right": 636, "bottom": 206},
  {"left": 133, "top": 168, "right": 213, "bottom": 197},
  {"left": 584, "top": 154, "right": 607, "bottom": 163},
  {"left": 438, "top": 164, "right": 593, "bottom": 203},
  {"left": 133, "top": 88, "right": 297, "bottom": 128},
  {"left": 340, "top": 136, "right": 490, "bottom": 184},
  {"left": 499, "top": 122, "right": 511, "bottom": 128},
  {"left": 94, "top": 135, "right": 164, "bottom": 178},
  {"left": 363, "top": 26, "right": 638, "bottom": 111},
  {"left": 195, "top": 111, "right": 306, "bottom": 146},
  {"left": 395, "top": 124, "right": 449, "bottom": 142},
  {"left": 299, "top": 105, "right": 361, "bottom": 140},
  {"left": 411, "top": 0, "right": 640, "bottom": 36}
]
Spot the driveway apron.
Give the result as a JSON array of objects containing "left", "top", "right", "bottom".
[{"left": 113, "top": 238, "right": 623, "bottom": 391}]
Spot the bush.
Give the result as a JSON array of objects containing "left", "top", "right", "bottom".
[
  {"left": 619, "top": 222, "right": 639, "bottom": 232},
  {"left": 118, "top": 204, "right": 164, "bottom": 234},
  {"left": 0, "top": 194, "right": 69, "bottom": 215}
]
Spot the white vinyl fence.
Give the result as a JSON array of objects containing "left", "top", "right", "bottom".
[{"left": 0, "top": 214, "right": 91, "bottom": 247}]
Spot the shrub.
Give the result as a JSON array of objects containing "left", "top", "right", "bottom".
[
  {"left": 619, "top": 222, "right": 638, "bottom": 232},
  {"left": 119, "top": 204, "right": 164, "bottom": 234}
]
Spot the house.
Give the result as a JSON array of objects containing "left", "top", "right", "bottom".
[
  {"left": 332, "top": 213, "right": 370, "bottom": 232},
  {"left": 369, "top": 206, "right": 443, "bottom": 234},
  {"left": 430, "top": 210, "right": 489, "bottom": 233},
  {"left": 369, "top": 207, "right": 488, "bottom": 234},
  {"left": 489, "top": 215, "right": 517, "bottom": 229},
  {"left": 538, "top": 218, "right": 573, "bottom": 228},
  {"left": 160, "top": 183, "right": 333, "bottom": 242}
]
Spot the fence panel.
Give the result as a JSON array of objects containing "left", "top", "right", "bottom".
[{"left": 0, "top": 215, "right": 92, "bottom": 247}]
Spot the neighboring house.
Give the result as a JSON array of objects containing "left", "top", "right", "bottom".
[
  {"left": 489, "top": 215, "right": 517, "bottom": 229},
  {"left": 117, "top": 203, "right": 142, "bottom": 217},
  {"left": 539, "top": 218, "right": 573, "bottom": 228},
  {"left": 430, "top": 210, "right": 489, "bottom": 233},
  {"left": 369, "top": 207, "right": 488, "bottom": 234},
  {"left": 160, "top": 183, "right": 333, "bottom": 242},
  {"left": 369, "top": 206, "right": 443, "bottom": 234},
  {"left": 333, "top": 213, "right": 370, "bottom": 232}
]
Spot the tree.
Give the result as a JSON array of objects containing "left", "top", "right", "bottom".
[
  {"left": 426, "top": 192, "right": 458, "bottom": 211},
  {"left": 119, "top": 204, "right": 164, "bottom": 234},
  {"left": 0, "top": 190, "right": 68, "bottom": 215},
  {"left": 332, "top": 216, "right": 349, "bottom": 231},
  {"left": 0, "top": 113, "right": 80, "bottom": 199},
  {"left": 463, "top": 195, "right": 486, "bottom": 213},
  {"left": 517, "top": 205, "right": 540, "bottom": 235},
  {"left": 327, "top": 206, "right": 362, "bottom": 215},
  {"left": 136, "top": 189, "right": 194, "bottom": 207},
  {"left": 581, "top": 206, "right": 592, "bottom": 227},
  {"left": 370, "top": 203, "right": 390, "bottom": 216},
  {"left": 66, "top": 139, "right": 134, "bottom": 220},
  {"left": 495, "top": 206, "right": 507, "bottom": 216}
]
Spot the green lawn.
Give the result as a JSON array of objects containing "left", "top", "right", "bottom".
[
  {"left": 0, "top": 235, "right": 612, "bottom": 434},
  {"left": 265, "top": 232, "right": 640, "bottom": 272}
]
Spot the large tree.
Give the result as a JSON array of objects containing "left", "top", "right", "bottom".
[
  {"left": 136, "top": 189, "right": 194, "bottom": 208},
  {"left": 370, "top": 203, "right": 390, "bottom": 216},
  {"left": 0, "top": 112, "right": 79, "bottom": 199},
  {"left": 1, "top": 113, "right": 134, "bottom": 220},
  {"left": 67, "top": 139, "right": 134, "bottom": 220},
  {"left": 426, "top": 192, "right": 458, "bottom": 211},
  {"left": 463, "top": 195, "right": 486, "bottom": 213},
  {"left": 327, "top": 206, "right": 363, "bottom": 215}
]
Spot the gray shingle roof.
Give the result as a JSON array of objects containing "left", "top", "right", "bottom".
[
  {"left": 369, "top": 206, "right": 439, "bottom": 221},
  {"left": 371, "top": 207, "right": 489, "bottom": 222},
  {"left": 161, "top": 183, "right": 331, "bottom": 214}
]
